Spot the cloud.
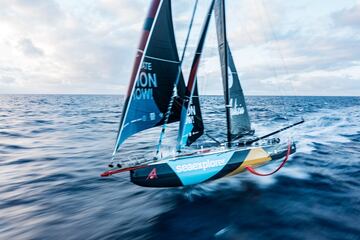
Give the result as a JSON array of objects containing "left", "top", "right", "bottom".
[
  {"left": 17, "top": 38, "right": 44, "bottom": 57},
  {"left": 332, "top": 2, "right": 360, "bottom": 29},
  {"left": 0, "top": 0, "right": 358, "bottom": 95},
  {"left": 0, "top": 0, "right": 150, "bottom": 94},
  {"left": 220, "top": 0, "right": 360, "bottom": 96},
  {"left": 0, "top": 76, "right": 15, "bottom": 84}
]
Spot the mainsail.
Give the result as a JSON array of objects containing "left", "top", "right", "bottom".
[
  {"left": 215, "top": 0, "right": 252, "bottom": 142},
  {"left": 176, "top": 0, "right": 215, "bottom": 151},
  {"left": 113, "top": 0, "right": 186, "bottom": 154},
  {"left": 227, "top": 46, "right": 252, "bottom": 138},
  {"left": 214, "top": 0, "right": 232, "bottom": 145}
]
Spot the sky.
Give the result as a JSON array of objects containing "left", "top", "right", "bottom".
[{"left": 0, "top": 0, "right": 359, "bottom": 96}]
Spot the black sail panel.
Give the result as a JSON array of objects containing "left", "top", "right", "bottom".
[
  {"left": 177, "top": 80, "right": 204, "bottom": 147},
  {"left": 186, "top": 81, "right": 204, "bottom": 146},
  {"left": 114, "top": 0, "right": 185, "bottom": 153},
  {"left": 145, "top": 0, "right": 185, "bottom": 123},
  {"left": 227, "top": 46, "right": 252, "bottom": 138}
]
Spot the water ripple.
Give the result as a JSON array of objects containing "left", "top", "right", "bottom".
[{"left": 0, "top": 95, "right": 359, "bottom": 240}]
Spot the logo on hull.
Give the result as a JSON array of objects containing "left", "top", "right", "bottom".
[
  {"left": 175, "top": 159, "right": 226, "bottom": 173},
  {"left": 146, "top": 168, "right": 158, "bottom": 180}
]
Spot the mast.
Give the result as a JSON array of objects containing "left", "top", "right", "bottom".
[{"left": 215, "top": 0, "right": 231, "bottom": 146}]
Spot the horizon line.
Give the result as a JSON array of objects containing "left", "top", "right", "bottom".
[{"left": 0, "top": 93, "right": 359, "bottom": 97}]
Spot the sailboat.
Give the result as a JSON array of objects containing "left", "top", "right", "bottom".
[{"left": 101, "top": 0, "right": 304, "bottom": 187}]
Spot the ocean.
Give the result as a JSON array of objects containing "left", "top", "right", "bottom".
[{"left": 0, "top": 95, "right": 359, "bottom": 240}]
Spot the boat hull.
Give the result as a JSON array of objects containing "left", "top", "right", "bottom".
[{"left": 130, "top": 143, "right": 296, "bottom": 188}]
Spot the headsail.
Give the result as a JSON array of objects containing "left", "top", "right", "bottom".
[
  {"left": 176, "top": 0, "right": 215, "bottom": 151},
  {"left": 177, "top": 81, "right": 204, "bottom": 148},
  {"left": 227, "top": 46, "right": 253, "bottom": 139},
  {"left": 155, "top": 0, "right": 199, "bottom": 156},
  {"left": 113, "top": 0, "right": 185, "bottom": 154}
]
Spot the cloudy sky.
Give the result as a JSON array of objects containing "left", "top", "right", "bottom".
[{"left": 0, "top": 0, "right": 359, "bottom": 95}]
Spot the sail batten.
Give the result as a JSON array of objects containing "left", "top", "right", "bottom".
[{"left": 143, "top": 55, "right": 180, "bottom": 64}]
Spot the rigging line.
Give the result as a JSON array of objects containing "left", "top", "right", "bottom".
[
  {"left": 205, "top": 132, "right": 221, "bottom": 145},
  {"left": 260, "top": 2, "right": 303, "bottom": 141},
  {"left": 259, "top": 0, "right": 301, "bottom": 125},
  {"left": 155, "top": 0, "right": 199, "bottom": 157},
  {"left": 252, "top": 0, "right": 289, "bottom": 124},
  {"left": 260, "top": 0, "right": 296, "bottom": 94}
]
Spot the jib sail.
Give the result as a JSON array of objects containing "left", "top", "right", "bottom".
[
  {"left": 176, "top": 0, "right": 215, "bottom": 151},
  {"left": 113, "top": 0, "right": 186, "bottom": 154},
  {"left": 177, "top": 81, "right": 204, "bottom": 149}
]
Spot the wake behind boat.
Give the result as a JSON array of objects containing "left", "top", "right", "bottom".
[{"left": 101, "top": 0, "right": 304, "bottom": 188}]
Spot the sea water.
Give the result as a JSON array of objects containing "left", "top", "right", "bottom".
[{"left": 0, "top": 95, "right": 359, "bottom": 239}]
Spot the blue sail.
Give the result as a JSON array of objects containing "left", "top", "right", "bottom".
[{"left": 113, "top": 0, "right": 186, "bottom": 154}]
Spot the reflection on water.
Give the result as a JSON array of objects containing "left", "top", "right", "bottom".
[{"left": 0, "top": 95, "right": 359, "bottom": 239}]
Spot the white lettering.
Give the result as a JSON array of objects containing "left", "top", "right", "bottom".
[
  {"left": 134, "top": 88, "right": 153, "bottom": 100},
  {"left": 188, "top": 104, "right": 196, "bottom": 116},
  {"left": 150, "top": 112, "right": 156, "bottom": 121},
  {"left": 175, "top": 159, "right": 226, "bottom": 173},
  {"left": 137, "top": 72, "right": 157, "bottom": 88},
  {"left": 134, "top": 70, "right": 158, "bottom": 100},
  {"left": 138, "top": 72, "right": 148, "bottom": 87},
  {"left": 148, "top": 73, "right": 157, "bottom": 87},
  {"left": 230, "top": 98, "right": 245, "bottom": 115},
  {"left": 142, "top": 62, "right": 152, "bottom": 71}
]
